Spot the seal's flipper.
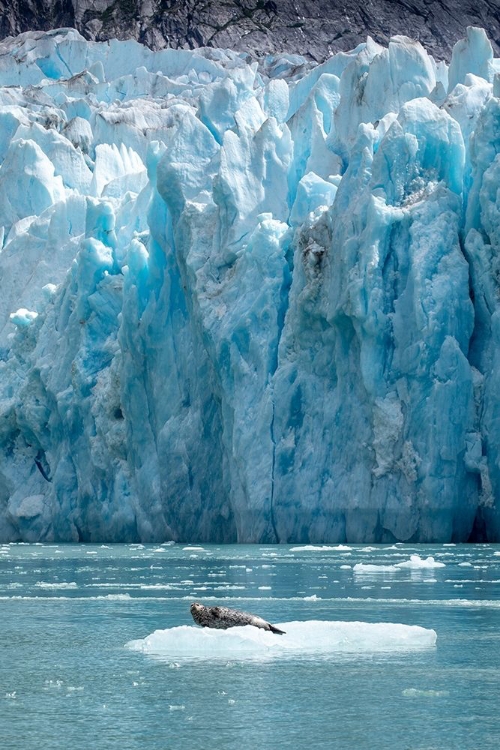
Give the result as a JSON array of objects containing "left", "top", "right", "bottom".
[{"left": 269, "top": 624, "right": 286, "bottom": 635}]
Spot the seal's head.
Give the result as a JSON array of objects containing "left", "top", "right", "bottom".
[
  {"left": 190, "top": 602, "right": 203, "bottom": 616},
  {"left": 190, "top": 602, "right": 207, "bottom": 626}
]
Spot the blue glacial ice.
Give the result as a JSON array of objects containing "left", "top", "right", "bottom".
[{"left": 0, "top": 27, "right": 500, "bottom": 543}]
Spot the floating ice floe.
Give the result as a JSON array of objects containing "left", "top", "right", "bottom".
[
  {"left": 353, "top": 555, "right": 446, "bottom": 573},
  {"left": 126, "top": 620, "right": 437, "bottom": 661},
  {"left": 395, "top": 555, "right": 446, "bottom": 569},
  {"left": 290, "top": 545, "right": 352, "bottom": 552},
  {"left": 353, "top": 563, "right": 399, "bottom": 573},
  {"left": 35, "top": 581, "right": 77, "bottom": 589}
]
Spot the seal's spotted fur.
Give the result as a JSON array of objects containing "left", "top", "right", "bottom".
[{"left": 190, "top": 602, "right": 285, "bottom": 634}]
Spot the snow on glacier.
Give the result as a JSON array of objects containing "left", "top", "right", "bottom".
[{"left": 0, "top": 27, "right": 499, "bottom": 543}]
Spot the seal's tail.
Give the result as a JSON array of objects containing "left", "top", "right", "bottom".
[{"left": 269, "top": 624, "right": 286, "bottom": 635}]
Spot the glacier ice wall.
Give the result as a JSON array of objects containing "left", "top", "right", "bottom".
[{"left": 1, "top": 27, "right": 500, "bottom": 543}]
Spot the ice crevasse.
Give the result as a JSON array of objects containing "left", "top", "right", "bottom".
[{"left": 1, "top": 27, "right": 500, "bottom": 543}]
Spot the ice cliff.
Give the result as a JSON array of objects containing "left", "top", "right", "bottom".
[{"left": 1, "top": 27, "right": 500, "bottom": 543}]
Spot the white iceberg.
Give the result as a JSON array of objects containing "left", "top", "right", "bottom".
[
  {"left": 127, "top": 620, "right": 437, "bottom": 661},
  {"left": 353, "top": 563, "right": 399, "bottom": 573},
  {"left": 290, "top": 545, "right": 352, "bottom": 552},
  {"left": 395, "top": 555, "right": 446, "bottom": 569}
]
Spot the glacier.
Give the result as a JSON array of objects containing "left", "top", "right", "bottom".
[{"left": 0, "top": 27, "right": 500, "bottom": 543}]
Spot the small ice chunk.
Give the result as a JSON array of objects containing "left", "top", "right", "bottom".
[
  {"left": 353, "top": 563, "right": 398, "bottom": 573},
  {"left": 290, "top": 545, "right": 351, "bottom": 552},
  {"left": 395, "top": 555, "right": 445, "bottom": 569},
  {"left": 102, "top": 594, "right": 131, "bottom": 600},
  {"left": 35, "top": 582, "right": 77, "bottom": 589}
]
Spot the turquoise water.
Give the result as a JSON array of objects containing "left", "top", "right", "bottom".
[{"left": 1, "top": 543, "right": 499, "bottom": 749}]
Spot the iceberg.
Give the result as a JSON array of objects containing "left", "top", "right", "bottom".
[
  {"left": 394, "top": 555, "right": 446, "bottom": 569},
  {"left": 353, "top": 564, "right": 399, "bottom": 573},
  {"left": 290, "top": 545, "right": 352, "bottom": 551},
  {"left": 353, "top": 554, "right": 446, "bottom": 572},
  {"left": 126, "top": 620, "right": 437, "bottom": 661},
  {"left": 0, "top": 28, "right": 499, "bottom": 542}
]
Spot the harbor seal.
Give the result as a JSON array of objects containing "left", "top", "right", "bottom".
[{"left": 190, "top": 602, "right": 286, "bottom": 634}]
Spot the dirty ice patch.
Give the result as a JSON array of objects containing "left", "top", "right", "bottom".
[{"left": 126, "top": 621, "right": 437, "bottom": 661}]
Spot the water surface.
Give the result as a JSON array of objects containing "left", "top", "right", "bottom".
[{"left": 1, "top": 543, "right": 499, "bottom": 749}]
